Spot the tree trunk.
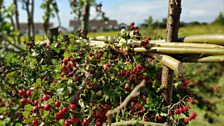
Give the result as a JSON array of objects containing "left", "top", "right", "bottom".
[
  {"left": 13, "top": 0, "right": 21, "bottom": 43},
  {"left": 31, "top": 0, "right": 35, "bottom": 40},
  {"left": 10, "top": 16, "right": 16, "bottom": 42},
  {"left": 81, "top": 0, "right": 90, "bottom": 37},
  {"left": 163, "top": 0, "right": 181, "bottom": 125},
  {"left": 43, "top": 1, "right": 50, "bottom": 35}
]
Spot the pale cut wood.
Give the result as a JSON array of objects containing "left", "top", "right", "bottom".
[
  {"left": 150, "top": 54, "right": 183, "bottom": 74},
  {"left": 134, "top": 47, "right": 224, "bottom": 55},
  {"left": 111, "top": 120, "right": 166, "bottom": 126},
  {"left": 90, "top": 36, "right": 115, "bottom": 42},
  {"left": 127, "top": 39, "right": 224, "bottom": 49},
  {"left": 182, "top": 34, "right": 224, "bottom": 45},
  {"left": 182, "top": 55, "right": 224, "bottom": 62}
]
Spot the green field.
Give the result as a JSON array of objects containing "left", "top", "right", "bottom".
[{"left": 88, "top": 24, "right": 224, "bottom": 39}]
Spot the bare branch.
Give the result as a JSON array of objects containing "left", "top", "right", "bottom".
[
  {"left": 69, "top": 73, "right": 93, "bottom": 103},
  {"left": 106, "top": 80, "right": 146, "bottom": 125}
]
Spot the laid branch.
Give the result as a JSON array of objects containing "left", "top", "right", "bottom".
[
  {"left": 90, "top": 36, "right": 115, "bottom": 42},
  {"left": 127, "top": 39, "right": 224, "bottom": 49},
  {"left": 134, "top": 47, "right": 224, "bottom": 55},
  {"left": 69, "top": 74, "right": 93, "bottom": 103},
  {"left": 150, "top": 54, "right": 183, "bottom": 74},
  {"left": 111, "top": 120, "right": 166, "bottom": 126},
  {"left": 182, "top": 34, "right": 224, "bottom": 45},
  {"left": 106, "top": 80, "right": 146, "bottom": 125},
  {"left": 181, "top": 55, "right": 224, "bottom": 63}
]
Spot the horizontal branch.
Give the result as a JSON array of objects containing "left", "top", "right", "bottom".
[
  {"left": 134, "top": 47, "right": 224, "bottom": 55},
  {"left": 89, "top": 36, "right": 115, "bottom": 42},
  {"left": 181, "top": 55, "right": 224, "bottom": 62},
  {"left": 182, "top": 34, "right": 224, "bottom": 45},
  {"left": 150, "top": 54, "right": 183, "bottom": 74},
  {"left": 111, "top": 120, "right": 166, "bottom": 126},
  {"left": 127, "top": 39, "right": 224, "bottom": 49}
]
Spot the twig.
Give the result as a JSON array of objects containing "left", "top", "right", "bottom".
[
  {"left": 69, "top": 73, "right": 93, "bottom": 103},
  {"left": 168, "top": 95, "right": 190, "bottom": 116},
  {"left": 106, "top": 80, "right": 146, "bottom": 126}
]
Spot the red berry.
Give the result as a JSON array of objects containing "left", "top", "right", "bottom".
[
  {"left": 95, "top": 121, "right": 102, "bottom": 126},
  {"left": 189, "top": 98, "right": 194, "bottom": 104},
  {"left": 150, "top": 114, "right": 155, "bottom": 120},
  {"left": 32, "top": 106, "right": 39, "bottom": 113},
  {"left": 43, "top": 104, "right": 51, "bottom": 111},
  {"left": 183, "top": 106, "right": 188, "bottom": 112},
  {"left": 64, "top": 120, "right": 71, "bottom": 126},
  {"left": 131, "top": 22, "right": 135, "bottom": 26},
  {"left": 26, "top": 90, "right": 32, "bottom": 97},
  {"left": 20, "top": 98, "right": 27, "bottom": 105},
  {"left": 69, "top": 104, "right": 76, "bottom": 110},
  {"left": 179, "top": 108, "right": 184, "bottom": 113},
  {"left": 33, "top": 100, "right": 39, "bottom": 106},
  {"left": 54, "top": 100, "right": 61, "bottom": 107},
  {"left": 63, "top": 58, "right": 68, "bottom": 65},
  {"left": 144, "top": 117, "right": 148, "bottom": 121},
  {"left": 189, "top": 112, "right": 197, "bottom": 120},
  {"left": 62, "top": 107, "right": 68, "bottom": 113},
  {"left": 70, "top": 118, "right": 80, "bottom": 123},
  {"left": 42, "top": 94, "right": 50, "bottom": 101},
  {"left": 17, "top": 113, "right": 23, "bottom": 120},
  {"left": 67, "top": 63, "right": 71, "bottom": 69},
  {"left": 32, "top": 119, "right": 39, "bottom": 126},
  {"left": 131, "top": 25, "right": 135, "bottom": 30},
  {"left": 18, "top": 90, "right": 25, "bottom": 97},
  {"left": 73, "top": 76, "right": 78, "bottom": 81},
  {"left": 174, "top": 109, "right": 180, "bottom": 114},
  {"left": 184, "top": 118, "right": 189, "bottom": 124},
  {"left": 82, "top": 119, "right": 88, "bottom": 125},
  {"left": 55, "top": 112, "right": 63, "bottom": 120},
  {"left": 157, "top": 115, "right": 163, "bottom": 123}
]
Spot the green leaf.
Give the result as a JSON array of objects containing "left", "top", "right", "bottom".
[
  {"left": 15, "top": 123, "right": 23, "bottom": 126},
  {"left": 42, "top": 110, "right": 49, "bottom": 118}
]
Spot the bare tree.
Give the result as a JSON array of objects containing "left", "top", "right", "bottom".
[
  {"left": 13, "top": 0, "right": 21, "bottom": 43},
  {"left": 80, "top": 0, "right": 90, "bottom": 36},
  {"left": 41, "top": 0, "right": 60, "bottom": 35},
  {"left": 21, "top": 0, "right": 35, "bottom": 41}
]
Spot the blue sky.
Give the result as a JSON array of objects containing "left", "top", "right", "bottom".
[{"left": 4, "top": 0, "right": 224, "bottom": 29}]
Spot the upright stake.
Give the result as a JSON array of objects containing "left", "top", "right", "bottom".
[{"left": 163, "top": 0, "right": 181, "bottom": 125}]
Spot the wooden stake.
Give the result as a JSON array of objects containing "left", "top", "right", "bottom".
[{"left": 164, "top": 0, "right": 181, "bottom": 125}]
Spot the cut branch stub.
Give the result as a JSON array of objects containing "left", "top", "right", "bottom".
[{"left": 150, "top": 54, "right": 183, "bottom": 74}]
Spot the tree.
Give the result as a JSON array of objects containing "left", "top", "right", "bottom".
[
  {"left": 212, "top": 12, "right": 224, "bottom": 25},
  {"left": 20, "top": 0, "right": 35, "bottom": 41},
  {"left": 41, "top": 0, "right": 60, "bottom": 35},
  {"left": 13, "top": 0, "right": 21, "bottom": 43},
  {"left": 70, "top": 0, "right": 108, "bottom": 37},
  {"left": 145, "top": 16, "right": 154, "bottom": 31}
]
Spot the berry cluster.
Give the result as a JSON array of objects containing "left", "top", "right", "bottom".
[
  {"left": 174, "top": 106, "right": 188, "bottom": 114},
  {"left": 183, "top": 112, "right": 197, "bottom": 124},
  {"left": 18, "top": 89, "right": 32, "bottom": 105},
  {"left": 130, "top": 22, "right": 140, "bottom": 35},
  {"left": 61, "top": 57, "right": 77, "bottom": 78},
  {"left": 141, "top": 37, "right": 151, "bottom": 49}
]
